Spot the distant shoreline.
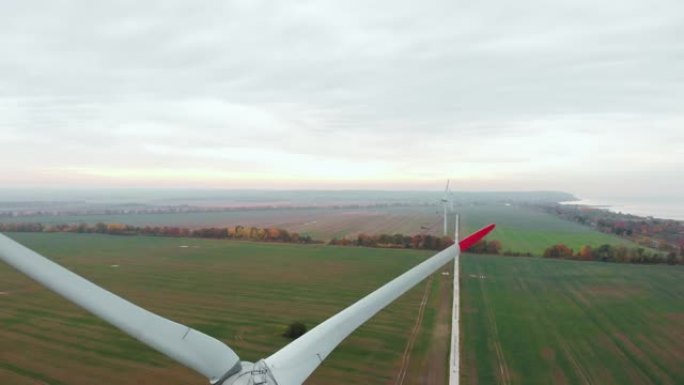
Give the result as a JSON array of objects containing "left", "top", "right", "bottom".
[{"left": 560, "top": 199, "right": 684, "bottom": 222}]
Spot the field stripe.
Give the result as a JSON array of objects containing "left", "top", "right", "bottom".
[
  {"left": 477, "top": 264, "right": 511, "bottom": 385},
  {"left": 0, "top": 362, "right": 68, "bottom": 385},
  {"left": 394, "top": 276, "right": 433, "bottom": 385}
]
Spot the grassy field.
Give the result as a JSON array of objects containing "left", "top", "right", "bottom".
[
  {"left": 456, "top": 204, "right": 636, "bottom": 255},
  {"left": 0, "top": 232, "right": 444, "bottom": 385},
  {"left": 0, "top": 203, "right": 637, "bottom": 255},
  {"left": 2, "top": 232, "right": 682, "bottom": 385},
  {"left": 461, "top": 253, "right": 684, "bottom": 385}
]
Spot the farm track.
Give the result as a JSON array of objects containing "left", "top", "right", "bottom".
[
  {"left": 394, "top": 276, "right": 433, "bottom": 385},
  {"left": 476, "top": 265, "right": 511, "bottom": 385},
  {"left": 423, "top": 268, "right": 452, "bottom": 385}
]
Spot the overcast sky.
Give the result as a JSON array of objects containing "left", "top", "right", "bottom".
[{"left": 0, "top": 0, "right": 682, "bottom": 199}]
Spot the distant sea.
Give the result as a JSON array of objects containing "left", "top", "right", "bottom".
[{"left": 561, "top": 197, "right": 684, "bottom": 221}]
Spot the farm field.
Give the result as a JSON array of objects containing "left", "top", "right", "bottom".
[
  {"left": 460, "top": 253, "right": 684, "bottom": 385},
  {"left": 0, "top": 232, "right": 446, "bottom": 385},
  {"left": 456, "top": 204, "right": 637, "bottom": 255},
  {"left": 0, "top": 206, "right": 442, "bottom": 241},
  {"left": 0, "top": 203, "right": 636, "bottom": 255}
]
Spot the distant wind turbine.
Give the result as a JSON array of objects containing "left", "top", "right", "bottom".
[
  {"left": 0, "top": 224, "right": 495, "bottom": 385},
  {"left": 450, "top": 184, "right": 455, "bottom": 212},
  {"left": 441, "top": 179, "right": 450, "bottom": 236}
]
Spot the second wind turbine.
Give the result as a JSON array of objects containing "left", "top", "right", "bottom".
[{"left": 441, "top": 179, "right": 451, "bottom": 236}]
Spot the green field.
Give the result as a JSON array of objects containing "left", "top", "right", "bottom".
[
  {"left": 0, "top": 233, "right": 439, "bottom": 385},
  {"left": 0, "top": 203, "right": 638, "bottom": 255},
  {"left": 1, "top": 231, "right": 682, "bottom": 385},
  {"left": 461, "top": 253, "right": 684, "bottom": 385},
  {"left": 456, "top": 204, "right": 636, "bottom": 255}
]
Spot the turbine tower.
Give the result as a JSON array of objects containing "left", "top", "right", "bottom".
[
  {"left": 450, "top": 185, "right": 455, "bottom": 212},
  {"left": 454, "top": 212, "right": 460, "bottom": 241},
  {"left": 441, "top": 179, "right": 450, "bottom": 236}
]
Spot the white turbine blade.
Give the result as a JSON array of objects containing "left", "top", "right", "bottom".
[
  {"left": 0, "top": 234, "right": 241, "bottom": 384},
  {"left": 265, "top": 244, "right": 460, "bottom": 385}
]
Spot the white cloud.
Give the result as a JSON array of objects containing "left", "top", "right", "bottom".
[{"left": 0, "top": 0, "right": 681, "bottom": 199}]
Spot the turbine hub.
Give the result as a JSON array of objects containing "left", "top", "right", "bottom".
[{"left": 220, "top": 360, "right": 277, "bottom": 385}]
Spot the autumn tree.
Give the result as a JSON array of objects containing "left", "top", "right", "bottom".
[
  {"left": 543, "top": 244, "right": 573, "bottom": 259},
  {"left": 485, "top": 240, "right": 502, "bottom": 254},
  {"left": 577, "top": 245, "right": 593, "bottom": 260}
]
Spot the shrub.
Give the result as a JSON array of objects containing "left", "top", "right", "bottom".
[{"left": 283, "top": 321, "right": 307, "bottom": 339}]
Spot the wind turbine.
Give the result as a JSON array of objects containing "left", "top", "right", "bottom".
[
  {"left": 0, "top": 223, "right": 495, "bottom": 385},
  {"left": 441, "top": 179, "right": 450, "bottom": 236},
  {"left": 449, "top": 183, "right": 456, "bottom": 212}
]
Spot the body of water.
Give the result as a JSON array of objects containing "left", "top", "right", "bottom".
[{"left": 561, "top": 197, "right": 684, "bottom": 221}]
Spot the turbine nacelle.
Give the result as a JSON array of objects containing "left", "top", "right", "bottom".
[{"left": 220, "top": 360, "right": 276, "bottom": 385}]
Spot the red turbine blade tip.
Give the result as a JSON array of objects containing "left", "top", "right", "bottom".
[{"left": 458, "top": 224, "right": 496, "bottom": 251}]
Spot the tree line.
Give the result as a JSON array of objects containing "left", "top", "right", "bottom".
[
  {"left": 0, "top": 222, "right": 314, "bottom": 244},
  {"left": 328, "top": 233, "right": 517, "bottom": 254},
  {"left": 2, "top": 222, "right": 680, "bottom": 265},
  {"left": 543, "top": 243, "right": 682, "bottom": 265},
  {"left": 329, "top": 233, "right": 455, "bottom": 250},
  {"left": 533, "top": 203, "right": 683, "bottom": 256}
]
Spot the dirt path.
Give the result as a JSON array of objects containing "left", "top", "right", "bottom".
[
  {"left": 478, "top": 267, "right": 511, "bottom": 385},
  {"left": 423, "top": 268, "right": 452, "bottom": 385},
  {"left": 394, "top": 276, "right": 434, "bottom": 385}
]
